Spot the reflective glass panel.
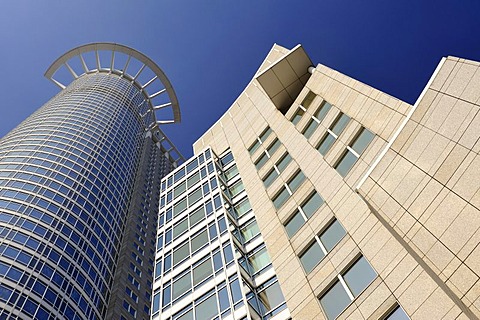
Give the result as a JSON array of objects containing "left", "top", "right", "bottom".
[
  {"left": 267, "top": 139, "right": 281, "bottom": 156},
  {"left": 335, "top": 150, "right": 357, "bottom": 177},
  {"left": 385, "top": 306, "right": 410, "bottom": 320},
  {"left": 196, "top": 294, "right": 218, "bottom": 319},
  {"left": 351, "top": 128, "right": 374, "bottom": 154},
  {"left": 343, "top": 256, "right": 377, "bottom": 296},
  {"left": 272, "top": 187, "right": 290, "bottom": 209},
  {"left": 301, "top": 192, "right": 324, "bottom": 218},
  {"left": 288, "top": 171, "right": 305, "bottom": 193},
  {"left": 291, "top": 109, "right": 304, "bottom": 125},
  {"left": 255, "top": 153, "right": 268, "bottom": 170},
  {"left": 262, "top": 169, "right": 278, "bottom": 188},
  {"left": 300, "top": 241, "right": 325, "bottom": 273},
  {"left": 193, "top": 258, "right": 213, "bottom": 286},
  {"left": 314, "top": 101, "right": 332, "bottom": 122},
  {"left": 285, "top": 211, "right": 305, "bottom": 238},
  {"left": 319, "top": 281, "right": 351, "bottom": 320},
  {"left": 173, "top": 242, "right": 189, "bottom": 265},
  {"left": 276, "top": 153, "right": 292, "bottom": 172},
  {"left": 303, "top": 120, "right": 318, "bottom": 139},
  {"left": 172, "top": 272, "right": 191, "bottom": 300},
  {"left": 320, "top": 219, "right": 346, "bottom": 252},
  {"left": 331, "top": 113, "right": 350, "bottom": 136},
  {"left": 318, "top": 133, "right": 335, "bottom": 156},
  {"left": 258, "top": 281, "right": 285, "bottom": 314},
  {"left": 301, "top": 91, "right": 316, "bottom": 109}
]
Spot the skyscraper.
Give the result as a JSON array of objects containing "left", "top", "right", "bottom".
[
  {"left": 0, "top": 43, "right": 183, "bottom": 319},
  {"left": 153, "top": 44, "right": 480, "bottom": 320}
]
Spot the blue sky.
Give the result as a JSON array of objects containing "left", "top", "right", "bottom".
[{"left": 0, "top": 1, "right": 479, "bottom": 158}]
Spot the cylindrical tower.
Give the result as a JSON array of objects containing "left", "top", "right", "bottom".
[{"left": 0, "top": 43, "right": 182, "bottom": 319}]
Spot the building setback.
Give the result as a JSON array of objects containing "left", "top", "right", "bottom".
[
  {"left": 153, "top": 44, "right": 480, "bottom": 320},
  {"left": 0, "top": 43, "right": 183, "bottom": 319}
]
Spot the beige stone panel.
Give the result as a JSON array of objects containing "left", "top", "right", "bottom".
[
  {"left": 290, "top": 223, "right": 315, "bottom": 254},
  {"left": 385, "top": 253, "right": 419, "bottom": 293},
  {"left": 360, "top": 225, "right": 394, "bottom": 260},
  {"left": 380, "top": 111, "right": 405, "bottom": 142},
  {"left": 309, "top": 208, "right": 335, "bottom": 236},
  {"left": 440, "top": 100, "right": 476, "bottom": 141},
  {"left": 276, "top": 262, "right": 309, "bottom": 300},
  {"left": 407, "top": 177, "right": 443, "bottom": 221},
  {"left": 289, "top": 295, "right": 324, "bottom": 320},
  {"left": 457, "top": 108, "right": 480, "bottom": 151},
  {"left": 462, "top": 67, "right": 480, "bottom": 104},
  {"left": 423, "top": 93, "right": 458, "bottom": 132},
  {"left": 425, "top": 240, "right": 455, "bottom": 274},
  {"left": 389, "top": 163, "right": 426, "bottom": 206},
  {"left": 345, "top": 158, "right": 370, "bottom": 189},
  {"left": 411, "top": 287, "right": 455, "bottom": 320},
  {"left": 465, "top": 244, "right": 480, "bottom": 277},
  {"left": 309, "top": 259, "right": 336, "bottom": 294},
  {"left": 362, "top": 102, "right": 384, "bottom": 137},
  {"left": 441, "top": 203, "right": 480, "bottom": 257},
  {"left": 465, "top": 281, "right": 480, "bottom": 314},
  {"left": 337, "top": 307, "right": 364, "bottom": 320},
  {"left": 410, "top": 226, "right": 438, "bottom": 257},
  {"left": 368, "top": 149, "right": 396, "bottom": 185},
  {"left": 398, "top": 270, "right": 438, "bottom": 315},
  {"left": 446, "top": 151, "right": 476, "bottom": 191},
  {"left": 328, "top": 237, "right": 358, "bottom": 271},
  {"left": 379, "top": 155, "right": 414, "bottom": 196},
  {"left": 411, "top": 88, "right": 438, "bottom": 124},
  {"left": 349, "top": 210, "right": 380, "bottom": 245},
  {"left": 417, "top": 186, "right": 450, "bottom": 225},
  {"left": 451, "top": 154, "right": 480, "bottom": 205},
  {"left": 446, "top": 61, "right": 478, "bottom": 98},
  {"left": 424, "top": 191, "right": 466, "bottom": 238},
  {"left": 284, "top": 283, "right": 319, "bottom": 317},
  {"left": 356, "top": 280, "right": 391, "bottom": 319},
  {"left": 441, "top": 305, "right": 463, "bottom": 320},
  {"left": 449, "top": 263, "right": 479, "bottom": 297},
  {"left": 415, "top": 133, "right": 453, "bottom": 175},
  {"left": 403, "top": 126, "right": 436, "bottom": 165}
]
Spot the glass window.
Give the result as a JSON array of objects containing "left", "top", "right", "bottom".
[
  {"left": 276, "top": 153, "right": 292, "bottom": 172},
  {"left": 300, "top": 241, "right": 325, "bottom": 273},
  {"left": 173, "top": 198, "right": 187, "bottom": 217},
  {"left": 266, "top": 138, "right": 281, "bottom": 156},
  {"left": 248, "top": 247, "right": 270, "bottom": 274},
  {"left": 255, "top": 153, "right": 268, "bottom": 170},
  {"left": 224, "top": 165, "right": 239, "bottom": 180},
  {"left": 193, "top": 258, "right": 213, "bottom": 286},
  {"left": 174, "top": 182, "right": 186, "bottom": 198},
  {"left": 284, "top": 211, "right": 305, "bottom": 237},
  {"left": 287, "top": 171, "right": 305, "bottom": 193},
  {"left": 191, "top": 230, "right": 209, "bottom": 253},
  {"left": 384, "top": 306, "right": 410, "bottom": 320},
  {"left": 229, "top": 180, "right": 245, "bottom": 198},
  {"left": 259, "top": 127, "right": 272, "bottom": 142},
  {"left": 320, "top": 219, "right": 346, "bottom": 252},
  {"left": 343, "top": 256, "right": 377, "bottom": 296},
  {"left": 195, "top": 294, "right": 218, "bottom": 319},
  {"left": 272, "top": 187, "right": 290, "bottom": 209},
  {"left": 258, "top": 281, "right": 285, "bottom": 314},
  {"left": 314, "top": 101, "right": 332, "bottom": 123},
  {"left": 238, "top": 220, "right": 260, "bottom": 242},
  {"left": 291, "top": 108, "right": 304, "bottom": 125},
  {"left": 187, "top": 172, "right": 200, "bottom": 188},
  {"left": 173, "top": 242, "right": 189, "bottom": 265},
  {"left": 174, "top": 169, "right": 185, "bottom": 183},
  {"left": 189, "top": 206, "right": 205, "bottom": 226},
  {"left": 331, "top": 113, "right": 350, "bottom": 136},
  {"left": 301, "top": 91, "right": 316, "bottom": 109},
  {"left": 303, "top": 119, "right": 318, "bottom": 139},
  {"left": 335, "top": 150, "right": 357, "bottom": 177},
  {"left": 249, "top": 140, "right": 261, "bottom": 156},
  {"left": 301, "top": 192, "right": 324, "bottom": 218},
  {"left": 172, "top": 272, "right": 191, "bottom": 300},
  {"left": 317, "top": 133, "right": 335, "bottom": 156},
  {"left": 163, "top": 285, "right": 171, "bottom": 306},
  {"left": 188, "top": 188, "right": 203, "bottom": 205},
  {"left": 173, "top": 219, "right": 188, "bottom": 239},
  {"left": 262, "top": 169, "right": 278, "bottom": 188},
  {"left": 186, "top": 159, "right": 198, "bottom": 173},
  {"left": 351, "top": 128, "right": 374, "bottom": 154},
  {"left": 320, "top": 281, "right": 351, "bottom": 320},
  {"left": 220, "top": 152, "right": 234, "bottom": 166},
  {"left": 234, "top": 198, "right": 251, "bottom": 217}
]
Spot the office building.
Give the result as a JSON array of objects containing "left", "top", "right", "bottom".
[
  {"left": 0, "top": 43, "right": 183, "bottom": 319},
  {"left": 153, "top": 44, "right": 480, "bottom": 319}
]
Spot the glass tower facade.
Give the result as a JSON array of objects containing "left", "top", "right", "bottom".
[
  {"left": 0, "top": 43, "right": 182, "bottom": 319},
  {"left": 153, "top": 148, "right": 290, "bottom": 320}
]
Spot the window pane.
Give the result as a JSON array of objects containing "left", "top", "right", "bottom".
[
  {"left": 248, "top": 247, "right": 270, "bottom": 273},
  {"left": 276, "top": 153, "right": 292, "bottom": 172},
  {"left": 258, "top": 282, "right": 285, "bottom": 314},
  {"left": 301, "top": 91, "right": 316, "bottom": 109},
  {"left": 259, "top": 127, "right": 272, "bottom": 142},
  {"left": 172, "top": 272, "right": 191, "bottom": 300},
  {"left": 191, "top": 230, "right": 209, "bottom": 252},
  {"left": 189, "top": 206, "right": 205, "bottom": 226},
  {"left": 263, "top": 169, "right": 278, "bottom": 188},
  {"left": 255, "top": 153, "right": 268, "bottom": 170},
  {"left": 351, "top": 128, "right": 374, "bottom": 155},
  {"left": 196, "top": 294, "right": 218, "bottom": 319},
  {"left": 173, "top": 243, "right": 189, "bottom": 265},
  {"left": 303, "top": 120, "right": 318, "bottom": 139},
  {"left": 273, "top": 187, "right": 290, "bottom": 209},
  {"left": 314, "top": 101, "right": 332, "bottom": 122},
  {"left": 285, "top": 211, "right": 306, "bottom": 237},
  {"left": 335, "top": 150, "right": 357, "bottom": 177},
  {"left": 343, "top": 256, "right": 377, "bottom": 297},
  {"left": 193, "top": 258, "right": 213, "bottom": 286},
  {"left": 174, "top": 181, "right": 186, "bottom": 198},
  {"left": 300, "top": 241, "right": 325, "bottom": 273},
  {"left": 234, "top": 198, "right": 251, "bottom": 217},
  {"left": 173, "top": 198, "right": 187, "bottom": 217},
  {"left": 224, "top": 165, "right": 239, "bottom": 180},
  {"left": 288, "top": 171, "right": 305, "bottom": 193},
  {"left": 267, "top": 138, "right": 281, "bottom": 156},
  {"left": 385, "top": 306, "right": 410, "bottom": 320},
  {"left": 177, "top": 309, "right": 193, "bottom": 320},
  {"left": 173, "top": 219, "right": 188, "bottom": 239},
  {"left": 291, "top": 109, "right": 304, "bottom": 125},
  {"left": 319, "top": 281, "right": 351, "bottom": 320},
  {"left": 187, "top": 172, "right": 200, "bottom": 188},
  {"left": 320, "top": 220, "right": 346, "bottom": 252},
  {"left": 301, "top": 192, "right": 324, "bottom": 218},
  {"left": 229, "top": 180, "right": 244, "bottom": 198},
  {"left": 318, "top": 133, "right": 335, "bottom": 156},
  {"left": 188, "top": 188, "right": 202, "bottom": 205},
  {"left": 240, "top": 220, "right": 260, "bottom": 242},
  {"left": 331, "top": 113, "right": 350, "bottom": 136},
  {"left": 249, "top": 140, "right": 261, "bottom": 155}
]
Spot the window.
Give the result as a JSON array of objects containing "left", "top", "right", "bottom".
[
  {"left": 291, "top": 108, "right": 305, "bottom": 125},
  {"left": 317, "top": 113, "right": 350, "bottom": 156},
  {"left": 313, "top": 101, "right": 332, "bottom": 123},
  {"left": 301, "top": 91, "right": 316, "bottom": 109},
  {"left": 335, "top": 127, "right": 374, "bottom": 177},
  {"left": 284, "top": 191, "right": 324, "bottom": 237},
  {"left": 172, "top": 272, "right": 191, "bottom": 300},
  {"left": 255, "top": 153, "right": 268, "bottom": 170},
  {"left": 319, "top": 256, "right": 377, "bottom": 320},
  {"left": 262, "top": 153, "right": 292, "bottom": 188},
  {"left": 272, "top": 170, "right": 306, "bottom": 209},
  {"left": 302, "top": 119, "right": 319, "bottom": 139},
  {"left": 383, "top": 305, "right": 410, "bottom": 320},
  {"left": 195, "top": 294, "right": 218, "bottom": 319},
  {"left": 299, "top": 219, "right": 346, "bottom": 273},
  {"left": 249, "top": 127, "right": 272, "bottom": 155},
  {"left": 193, "top": 258, "right": 213, "bottom": 286}
]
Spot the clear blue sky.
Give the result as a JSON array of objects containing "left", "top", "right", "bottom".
[{"left": 0, "top": 1, "right": 479, "bottom": 158}]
